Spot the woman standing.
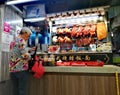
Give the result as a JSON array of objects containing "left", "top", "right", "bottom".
[{"left": 9, "top": 27, "right": 35, "bottom": 95}]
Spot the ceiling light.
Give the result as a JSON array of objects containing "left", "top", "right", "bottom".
[
  {"left": 6, "top": 0, "right": 37, "bottom": 5},
  {"left": 24, "top": 17, "right": 46, "bottom": 22}
]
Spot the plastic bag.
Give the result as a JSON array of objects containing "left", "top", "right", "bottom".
[{"left": 31, "top": 55, "right": 45, "bottom": 79}]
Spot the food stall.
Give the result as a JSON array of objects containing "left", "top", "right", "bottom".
[
  {"left": 0, "top": 3, "right": 119, "bottom": 95},
  {"left": 27, "top": 6, "right": 120, "bottom": 95},
  {"left": 37, "top": 6, "right": 112, "bottom": 66}
]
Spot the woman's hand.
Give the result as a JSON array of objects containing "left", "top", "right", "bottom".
[
  {"left": 28, "top": 46, "right": 36, "bottom": 53},
  {"left": 22, "top": 53, "right": 29, "bottom": 59},
  {"left": 31, "top": 46, "right": 36, "bottom": 51}
]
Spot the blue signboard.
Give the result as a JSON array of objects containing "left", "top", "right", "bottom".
[{"left": 25, "top": 4, "right": 46, "bottom": 18}]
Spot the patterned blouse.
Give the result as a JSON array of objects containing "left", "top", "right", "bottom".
[{"left": 9, "top": 37, "right": 30, "bottom": 72}]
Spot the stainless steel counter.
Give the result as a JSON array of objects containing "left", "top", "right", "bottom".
[{"left": 44, "top": 65, "right": 120, "bottom": 73}]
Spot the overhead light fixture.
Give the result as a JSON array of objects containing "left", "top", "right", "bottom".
[
  {"left": 24, "top": 17, "right": 46, "bottom": 22},
  {"left": 6, "top": 0, "right": 37, "bottom": 5}
]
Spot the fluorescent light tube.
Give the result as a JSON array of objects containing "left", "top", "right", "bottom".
[
  {"left": 24, "top": 17, "right": 46, "bottom": 22},
  {"left": 6, "top": 0, "right": 37, "bottom": 5}
]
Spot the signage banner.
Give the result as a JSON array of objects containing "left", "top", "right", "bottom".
[
  {"left": 25, "top": 4, "right": 46, "bottom": 18},
  {"left": 38, "top": 53, "right": 113, "bottom": 64}
]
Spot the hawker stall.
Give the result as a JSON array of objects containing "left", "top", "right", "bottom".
[
  {"left": 23, "top": 5, "right": 120, "bottom": 95},
  {"left": 37, "top": 6, "right": 112, "bottom": 66}
]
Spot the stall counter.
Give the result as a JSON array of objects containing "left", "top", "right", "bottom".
[
  {"left": 44, "top": 65, "right": 120, "bottom": 73},
  {"left": 28, "top": 65, "right": 120, "bottom": 95}
]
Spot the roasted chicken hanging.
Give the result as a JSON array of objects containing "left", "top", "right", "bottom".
[
  {"left": 57, "top": 27, "right": 64, "bottom": 34},
  {"left": 64, "top": 36, "right": 72, "bottom": 43},
  {"left": 58, "top": 36, "right": 64, "bottom": 43},
  {"left": 64, "top": 27, "right": 71, "bottom": 34},
  {"left": 89, "top": 24, "right": 96, "bottom": 36},
  {"left": 82, "top": 24, "right": 90, "bottom": 36},
  {"left": 76, "top": 25, "right": 83, "bottom": 37},
  {"left": 71, "top": 25, "right": 78, "bottom": 37}
]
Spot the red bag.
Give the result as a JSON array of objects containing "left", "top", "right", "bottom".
[{"left": 31, "top": 55, "right": 45, "bottom": 79}]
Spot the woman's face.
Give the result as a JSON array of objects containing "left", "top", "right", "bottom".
[{"left": 22, "top": 32, "right": 31, "bottom": 41}]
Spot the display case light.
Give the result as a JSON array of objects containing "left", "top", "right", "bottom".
[
  {"left": 99, "top": 16, "right": 104, "bottom": 21},
  {"left": 111, "top": 32, "right": 113, "bottom": 37},
  {"left": 6, "top": 0, "right": 37, "bottom": 5}
]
